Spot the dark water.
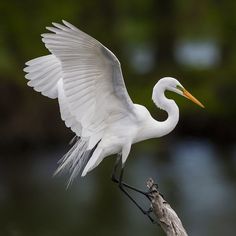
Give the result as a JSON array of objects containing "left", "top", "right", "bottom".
[{"left": 0, "top": 139, "right": 235, "bottom": 236}]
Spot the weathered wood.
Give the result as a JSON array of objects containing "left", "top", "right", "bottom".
[{"left": 146, "top": 178, "right": 188, "bottom": 236}]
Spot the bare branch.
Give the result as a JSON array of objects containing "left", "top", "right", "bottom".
[{"left": 147, "top": 178, "right": 188, "bottom": 236}]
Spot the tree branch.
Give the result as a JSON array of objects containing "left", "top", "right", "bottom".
[{"left": 146, "top": 178, "right": 188, "bottom": 236}]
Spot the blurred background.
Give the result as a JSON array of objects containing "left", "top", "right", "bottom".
[{"left": 1, "top": 0, "right": 236, "bottom": 235}]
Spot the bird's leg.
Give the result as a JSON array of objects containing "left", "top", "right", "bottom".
[
  {"left": 118, "top": 167, "right": 155, "bottom": 223},
  {"left": 111, "top": 154, "right": 121, "bottom": 181},
  {"left": 111, "top": 155, "right": 151, "bottom": 200},
  {"left": 111, "top": 157, "right": 155, "bottom": 223}
]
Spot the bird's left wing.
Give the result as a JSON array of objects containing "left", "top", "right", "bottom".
[{"left": 41, "top": 20, "right": 135, "bottom": 147}]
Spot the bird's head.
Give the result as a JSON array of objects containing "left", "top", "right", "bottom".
[{"left": 158, "top": 77, "right": 205, "bottom": 108}]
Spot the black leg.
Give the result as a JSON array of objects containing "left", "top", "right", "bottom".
[
  {"left": 111, "top": 156, "right": 151, "bottom": 200},
  {"left": 113, "top": 176, "right": 152, "bottom": 200},
  {"left": 118, "top": 168, "right": 155, "bottom": 223},
  {"left": 111, "top": 156, "right": 155, "bottom": 223}
]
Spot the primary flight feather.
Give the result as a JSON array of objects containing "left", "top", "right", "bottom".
[{"left": 24, "top": 20, "right": 204, "bottom": 184}]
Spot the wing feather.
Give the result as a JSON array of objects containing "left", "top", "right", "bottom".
[
  {"left": 41, "top": 20, "right": 135, "bottom": 147},
  {"left": 24, "top": 55, "right": 61, "bottom": 98}
]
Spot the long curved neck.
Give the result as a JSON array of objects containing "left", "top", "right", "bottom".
[{"left": 149, "top": 84, "right": 179, "bottom": 138}]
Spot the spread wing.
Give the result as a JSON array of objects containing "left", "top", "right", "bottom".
[{"left": 40, "top": 20, "right": 135, "bottom": 147}]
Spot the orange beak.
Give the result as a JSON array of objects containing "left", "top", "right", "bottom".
[{"left": 183, "top": 89, "right": 205, "bottom": 108}]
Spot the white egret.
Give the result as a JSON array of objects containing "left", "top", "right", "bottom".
[{"left": 24, "top": 20, "right": 204, "bottom": 220}]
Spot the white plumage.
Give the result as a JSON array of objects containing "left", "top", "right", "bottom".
[{"left": 24, "top": 20, "right": 204, "bottom": 183}]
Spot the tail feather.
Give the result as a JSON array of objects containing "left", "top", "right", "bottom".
[
  {"left": 54, "top": 137, "right": 100, "bottom": 186},
  {"left": 81, "top": 147, "right": 103, "bottom": 177},
  {"left": 55, "top": 137, "right": 86, "bottom": 174}
]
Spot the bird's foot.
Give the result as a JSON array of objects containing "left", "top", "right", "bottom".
[{"left": 145, "top": 183, "right": 164, "bottom": 199}]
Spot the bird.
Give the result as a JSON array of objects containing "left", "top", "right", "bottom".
[{"left": 24, "top": 20, "right": 204, "bottom": 218}]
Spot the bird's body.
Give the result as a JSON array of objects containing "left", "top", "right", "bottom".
[{"left": 24, "top": 20, "right": 204, "bottom": 183}]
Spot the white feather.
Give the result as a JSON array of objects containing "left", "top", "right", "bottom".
[
  {"left": 24, "top": 21, "right": 189, "bottom": 182},
  {"left": 24, "top": 54, "right": 61, "bottom": 99},
  {"left": 40, "top": 21, "right": 136, "bottom": 158}
]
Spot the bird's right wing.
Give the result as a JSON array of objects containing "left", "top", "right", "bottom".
[{"left": 41, "top": 20, "right": 135, "bottom": 147}]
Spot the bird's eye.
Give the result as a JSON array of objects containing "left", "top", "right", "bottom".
[{"left": 176, "top": 85, "right": 184, "bottom": 92}]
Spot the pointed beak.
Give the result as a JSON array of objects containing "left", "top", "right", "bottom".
[{"left": 183, "top": 89, "right": 205, "bottom": 108}]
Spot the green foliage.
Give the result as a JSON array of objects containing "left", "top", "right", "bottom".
[{"left": 1, "top": 0, "right": 236, "bottom": 138}]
